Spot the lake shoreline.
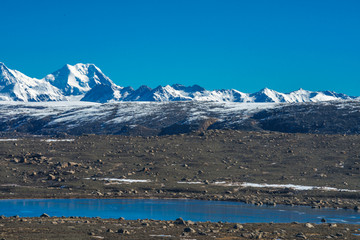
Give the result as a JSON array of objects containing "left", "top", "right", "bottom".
[{"left": 1, "top": 186, "right": 359, "bottom": 211}]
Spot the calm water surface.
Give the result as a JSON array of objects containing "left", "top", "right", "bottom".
[{"left": 0, "top": 199, "right": 359, "bottom": 224}]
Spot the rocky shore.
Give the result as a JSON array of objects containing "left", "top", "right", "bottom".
[{"left": 0, "top": 215, "right": 359, "bottom": 239}]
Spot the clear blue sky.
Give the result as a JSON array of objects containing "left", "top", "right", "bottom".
[{"left": 1, "top": 0, "right": 359, "bottom": 95}]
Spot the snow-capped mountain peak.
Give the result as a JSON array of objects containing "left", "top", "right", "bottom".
[
  {"left": 249, "top": 88, "right": 286, "bottom": 102},
  {"left": 0, "top": 62, "right": 14, "bottom": 85},
  {"left": 44, "top": 63, "right": 114, "bottom": 96}
]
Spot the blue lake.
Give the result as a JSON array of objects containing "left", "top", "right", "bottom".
[{"left": 0, "top": 199, "right": 359, "bottom": 224}]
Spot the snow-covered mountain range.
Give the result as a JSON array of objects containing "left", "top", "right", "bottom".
[{"left": 0, "top": 62, "right": 358, "bottom": 103}]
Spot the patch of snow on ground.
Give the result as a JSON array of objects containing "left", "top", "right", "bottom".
[
  {"left": 85, "top": 178, "right": 151, "bottom": 183},
  {"left": 0, "top": 139, "right": 18, "bottom": 141},
  {"left": 149, "top": 235, "right": 173, "bottom": 238},
  {"left": 42, "top": 139, "right": 75, "bottom": 142},
  {"left": 212, "top": 102, "right": 280, "bottom": 122},
  {"left": 0, "top": 184, "right": 20, "bottom": 187},
  {"left": 49, "top": 104, "right": 114, "bottom": 126},
  {"left": 0, "top": 101, "right": 100, "bottom": 121},
  {"left": 213, "top": 182, "right": 360, "bottom": 192},
  {"left": 177, "top": 181, "right": 204, "bottom": 184},
  {"left": 176, "top": 181, "right": 359, "bottom": 192},
  {"left": 108, "top": 102, "right": 166, "bottom": 124}
]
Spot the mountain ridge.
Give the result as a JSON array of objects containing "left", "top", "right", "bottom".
[
  {"left": 0, "top": 100, "right": 359, "bottom": 137},
  {"left": 0, "top": 62, "right": 64, "bottom": 101},
  {"left": 0, "top": 62, "right": 358, "bottom": 103}
]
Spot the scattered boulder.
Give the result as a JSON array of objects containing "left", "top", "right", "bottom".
[
  {"left": 48, "top": 174, "right": 56, "bottom": 180},
  {"left": 198, "top": 231, "right": 207, "bottom": 235},
  {"left": 63, "top": 170, "right": 75, "bottom": 175},
  {"left": 329, "top": 223, "right": 337, "bottom": 228},
  {"left": 183, "top": 227, "right": 196, "bottom": 233},
  {"left": 305, "top": 223, "right": 314, "bottom": 228},
  {"left": 186, "top": 220, "right": 195, "bottom": 225},
  {"left": 68, "top": 162, "right": 80, "bottom": 167},
  {"left": 40, "top": 213, "right": 50, "bottom": 218},
  {"left": 296, "top": 232, "right": 307, "bottom": 239},
  {"left": 117, "top": 229, "right": 130, "bottom": 234},
  {"left": 234, "top": 223, "right": 243, "bottom": 229},
  {"left": 174, "top": 217, "right": 186, "bottom": 225}
]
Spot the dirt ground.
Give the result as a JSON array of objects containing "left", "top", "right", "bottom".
[{"left": 1, "top": 130, "right": 359, "bottom": 209}]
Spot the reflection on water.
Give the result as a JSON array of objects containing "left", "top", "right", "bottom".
[{"left": 0, "top": 199, "right": 359, "bottom": 224}]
